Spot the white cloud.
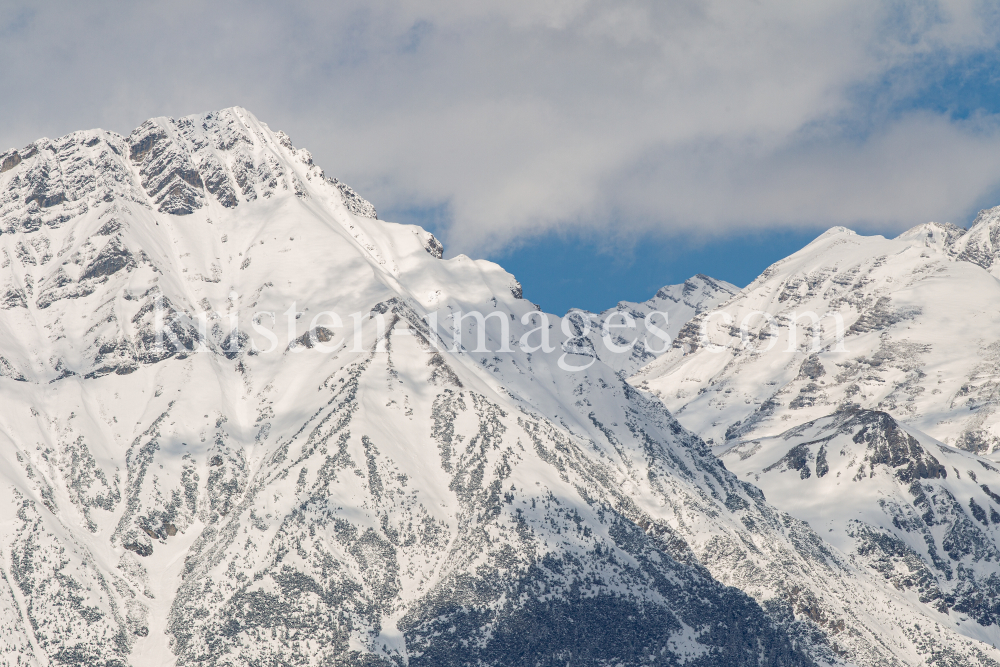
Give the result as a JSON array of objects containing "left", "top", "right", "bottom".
[{"left": 2, "top": 0, "right": 1000, "bottom": 253}]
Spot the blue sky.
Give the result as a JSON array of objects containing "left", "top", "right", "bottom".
[
  {"left": 5, "top": 1, "right": 1000, "bottom": 315},
  {"left": 491, "top": 228, "right": 828, "bottom": 315}
]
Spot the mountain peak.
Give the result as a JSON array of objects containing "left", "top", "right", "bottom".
[
  {"left": 951, "top": 205, "right": 1000, "bottom": 271},
  {"left": 812, "top": 225, "right": 857, "bottom": 241},
  {"left": 0, "top": 107, "right": 408, "bottom": 383},
  {"left": 894, "top": 220, "right": 967, "bottom": 252}
]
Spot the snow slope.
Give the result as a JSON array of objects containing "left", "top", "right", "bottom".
[{"left": 0, "top": 108, "right": 997, "bottom": 666}]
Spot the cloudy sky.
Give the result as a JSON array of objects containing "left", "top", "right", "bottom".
[{"left": 3, "top": 1, "right": 1000, "bottom": 311}]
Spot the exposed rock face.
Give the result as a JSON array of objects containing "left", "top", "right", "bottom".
[
  {"left": 1, "top": 108, "right": 999, "bottom": 667},
  {"left": 849, "top": 410, "right": 947, "bottom": 483}
]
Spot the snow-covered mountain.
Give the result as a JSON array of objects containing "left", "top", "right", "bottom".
[
  {"left": 632, "top": 215, "right": 1000, "bottom": 661},
  {"left": 1, "top": 107, "right": 999, "bottom": 666},
  {"left": 634, "top": 220, "right": 1000, "bottom": 454}
]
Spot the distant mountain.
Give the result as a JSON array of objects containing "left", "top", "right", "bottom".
[
  {"left": 634, "top": 220, "right": 1000, "bottom": 454},
  {"left": 588, "top": 275, "right": 738, "bottom": 376},
  {"left": 0, "top": 107, "right": 997, "bottom": 666}
]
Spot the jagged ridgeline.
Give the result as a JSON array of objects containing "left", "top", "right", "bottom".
[
  {"left": 635, "top": 217, "right": 1000, "bottom": 454},
  {"left": 0, "top": 107, "right": 998, "bottom": 667}
]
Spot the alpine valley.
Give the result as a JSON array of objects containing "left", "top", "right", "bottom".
[{"left": 2, "top": 107, "right": 1000, "bottom": 667}]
